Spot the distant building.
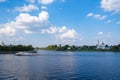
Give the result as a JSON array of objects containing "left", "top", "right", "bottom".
[{"left": 96, "top": 40, "right": 106, "bottom": 50}]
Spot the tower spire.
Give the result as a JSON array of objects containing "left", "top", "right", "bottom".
[{"left": 97, "top": 40, "right": 99, "bottom": 45}]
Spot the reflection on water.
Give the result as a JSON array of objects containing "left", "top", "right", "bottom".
[
  {"left": 0, "top": 54, "right": 30, "bottom": 80},
  {"left": 0, "top": 51, "right": 120, "bottom": 80}
]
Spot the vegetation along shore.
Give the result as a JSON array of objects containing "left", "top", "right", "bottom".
[
  {"left": 41, "top": 44, "right": 120, "bottom": 52},
  {"left": 0, "top": 42, "right": 34, "bottom": 54},
  {"left": 0, "top": 42, "right": 120, "bottom": 54}
]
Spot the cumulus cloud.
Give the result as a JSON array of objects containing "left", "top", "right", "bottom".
[
  {"left": 87, "top": 13, "right": 107, "bottom": 20},
  {"left": 15, "top": 4, "right": 39, "bottom": 12},
  {"left": 58, "top": 29, "right": 78, "bottom": 39},
  {"left": 41, "top": 26, "right": 58, "bottom": 34},
  {"left": 38, "top": 0, "right": 54, "bottom": 4},
  {"left": 101, "top": 0, "right": 120, "bottom": 13},
  {"left": 98, "top": 32, "right": 104, "bottom": 36},
  {"left": 39, "top": 11, "right": 49, "bottom": 21},
  {"left": 15, "top": 11, "right": 49, "bottom": 29},
  {"left": 41, "top": 26, "right": 78, "bottom": 41},
  {"left": 57, "top": 28, "right": 80, "bottom": 44},
  {"left": 0, "top": 11, "right": 50, "bottom": 36},
  {"left": 0, "top": 27, "right": 16, "bottom": 36},
  {"left": 1, "top": 10, "right": 78, "bottom": 41},
  {"left": 0, "top": 9, "right": 79, "bottom": 44},
  {"left": 58, "top": 26, "right": 67, "bottom": 33},
  {"left": 41, "top": 26, "right": 67, "bottom": 34}
]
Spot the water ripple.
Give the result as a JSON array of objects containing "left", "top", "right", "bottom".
[{"left": 0, "top": 51, "right": 120, "bottom": 80}]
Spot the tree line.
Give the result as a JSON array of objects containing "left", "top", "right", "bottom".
[
  {"left": 0, "top": 43, "right": 34, "bottom": 51},
  {"left": 43, "top": 44, "right": 120, "bottom": 52}
]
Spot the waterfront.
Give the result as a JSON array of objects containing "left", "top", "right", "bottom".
[{"left": 0, "top": 50, "right": 120, "bottom": 80}]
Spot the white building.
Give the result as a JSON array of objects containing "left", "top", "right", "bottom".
[{"left": 96, "top": 40, "right": 106, "bottom": 50}]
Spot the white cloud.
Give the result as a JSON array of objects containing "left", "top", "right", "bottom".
[
  {"left": 39, "top": 11, "right": 49, "bottom": 21},
  {"left": 116, "top": 21, "right": 120, "bottom": 24},
  {"left": 0, "top": 0, "right": 6, "bottom": 2},
  {"left": 42, "top": 26, "right": 78, "bottom": 41},
  {"left": 0, "top": 11, "right": 50, "bottom": 36},
  {"left": 58, "top": 26, "right": 67, "bottom": 33},
  {"left": 15, "top": 4, "right": 39, "bottom": 12},
  {"left": 41, "top": 26, "right": 67, "bottom": 34},
  {"left": 58, "top": 29, "right": 78, "bottom": 39},
  {"left": 87, "top": 13, "right": 107, "bottom": 20},
  {"left": 87, "top": 13, "right": 94, "bottom": 17},
  {"left": 98, "top": 32, "right": 104, "bottom": 36},
  {"left": 24, "top": 30, "right": 33, "bottom": 34},
  {"left": 41, "top": 6, "right": 47, "bottom": 10},
  {"left": 57, "top": 29, "right": 80, "bottom": 44},
  {"left": 41, "top": 26, "right": 58, "bottom": 34},
  {"left": 105, "top": 20, "right": 112, "bottom": 23},
  {"left": 0, "top": 27, "right": 16, "bottom": 36},
  {"left": 14, "top": 11, "right": 49, "bottom": 28},
  {"left": 101, "top": 0, "right": 120, "bottom": 13},
  {"left": 41, "top": 26, "right": 80, "bottom": 45},
  {"left": 0, "top": 9, "right": 80, "bottom": 45},
  {"left": 38, "top": 0, "right": 54, "bottom": 4}
]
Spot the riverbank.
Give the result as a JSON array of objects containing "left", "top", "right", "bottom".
[
  {"left": 42, "top": 44, "right": 120, "bottom": 52},
  {"left": 0, "top": 50, "right": 37, "bottom": 54}
]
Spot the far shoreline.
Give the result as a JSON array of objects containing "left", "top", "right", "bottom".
[
  {"left": 0, "top": 50, "right": 36, "bottom": 54},
  {"left": 0, "top": 50, "right": 120, "bottom": 54}
]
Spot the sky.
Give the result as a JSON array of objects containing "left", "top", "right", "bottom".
[{"left": 0, "top": 0, "right": 120, "bottom": 47}]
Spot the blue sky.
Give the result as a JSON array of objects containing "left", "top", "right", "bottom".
[{"left": 0, "top": 0, "right": 120, "bottom": 47}]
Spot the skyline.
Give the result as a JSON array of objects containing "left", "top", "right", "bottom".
[{"left": 0, "top": 0, "right": 120, "bottom": 47}]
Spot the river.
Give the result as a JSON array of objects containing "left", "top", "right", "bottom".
[{"left": 0, "top": 50, "right": 120, "bottom": 80}]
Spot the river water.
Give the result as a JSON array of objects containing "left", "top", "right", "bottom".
[{"left": 0, "top": 50, "right": 120, "bottom": 80}]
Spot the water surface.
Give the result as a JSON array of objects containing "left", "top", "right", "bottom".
[{"left": 0, "top": 50, "right": 120, "bottom": 80}]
